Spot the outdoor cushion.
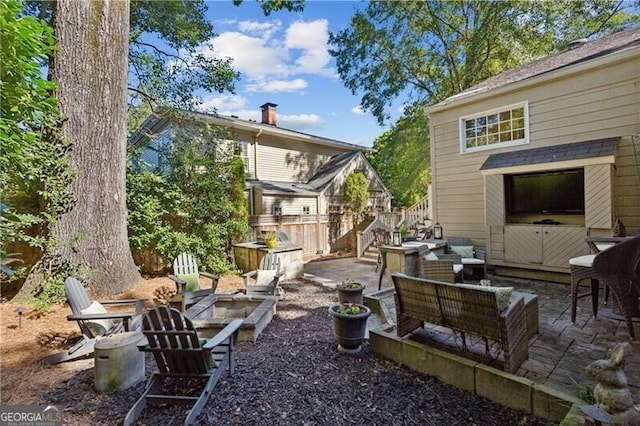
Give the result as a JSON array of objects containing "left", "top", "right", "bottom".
[
  {"left": 80, "top": 301, "right": 115, "bottom": 336},
  {"left": 569, "top": 255, "right": 595, "bottom": 268},
  {"left": 456, "top": 283, "right": 514, "bottom": 311},
  {"left": 256, "top": 269, "right": 277, "bottom": 286},
  {"left": 450, "top": 245, "right": 475, "bottom": 259},
  {"left": 176, "top": 273, "right": 200, "bottom": 292},
  {"left": 461, "top": 257, "right": 485, "bottom": 265},
  {"left": 453, "top": 264, "right": 464, "bottom": 275},
  {"left": 423, "top": 252, "right": 439, "bottom": 261}
]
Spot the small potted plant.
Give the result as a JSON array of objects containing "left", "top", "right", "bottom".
[
  {"left": 328, "top": 302, "right": 372, "bottom": 353},
  {"left": 264, "top": 231, "right": 277, "bottom": 249},
  {"left": 399, "top": 224, "right": 409, "bottom": 242},
  {"left": 336, "top": 279, "right": 365, "bottom": 304}
]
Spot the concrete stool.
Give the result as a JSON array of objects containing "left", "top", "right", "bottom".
[{"left": 94, "top": 331, "right": 145, "bottom": 393}]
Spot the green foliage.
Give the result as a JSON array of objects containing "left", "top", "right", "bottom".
[
  {"left": 343, "top": 172, "right": 369, "bottom": 222},
  {"left": 127, "top": 117, "right": 249, "bottom": 273},
  {"left": 367, "top": 107, "right": 430, "bottom": 207},
  {"left": 1, "top": 0, "right": 79, "bottom": 306},
  {"left": 334, "top": 302, "right": 365, "bottom": 315},
  {"left": 330, "top": 1, "right": 637, "bottom": 124},
  {"left": 331, "top": 1, "right": 636, "bottom": 207}
]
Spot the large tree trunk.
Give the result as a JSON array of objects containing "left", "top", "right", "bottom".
[{"left": 19, "top": 0, "right": 141, "bottom": 298}]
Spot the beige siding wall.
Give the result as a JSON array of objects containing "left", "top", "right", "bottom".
[
  {"left": 261, "top": 195, "right": 317, "bottom": 215},
  {"left": 429, "top": 51, "right": 640, "bottom": 270},
  {"left": 252, "top": 134, "right": 350, "bottom": 182}
]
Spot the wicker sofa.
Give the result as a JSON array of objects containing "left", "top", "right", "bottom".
[
  {"left": 440, "top": 237, "right": 486, "bottom": 279},
  {"left": 391, "top": 272, "right": 529, "bottom": 373}
]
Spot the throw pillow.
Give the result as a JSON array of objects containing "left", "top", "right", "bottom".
[
  {"left": 176, "top": 273, "right": 200, "bottom": 292},
  {"left": 450, "top": 245, "right": 475, "bottom": 259},
  {"left": 423, "top": 251, "right": 439, "bottom": 261},
  {"left": 256, "top": 269, "right": 277, "bottom": 286},
  {"left": 80, "top": 301, "right": 115, "bottom": 337},
  {"left": 456, "top": 284, "right": 514, "bottom": 311}
]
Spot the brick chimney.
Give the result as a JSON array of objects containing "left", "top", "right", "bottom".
[{"left": 260, "top": 102, "right": 278, "bottom": 126}]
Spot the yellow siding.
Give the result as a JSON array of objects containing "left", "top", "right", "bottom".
[{"left": 429, "top": 49, "right": 639, "bottom": 273}]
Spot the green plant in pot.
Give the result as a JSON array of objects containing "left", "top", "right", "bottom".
[
  {"left": 336, "top": 278, "right": 364, "bottom": 304},
  {"left": 399, "top": 224, "right": 409, "bottom": 241},
  {"left": 328, "top": 302, "right": 371, "bottom": 354},
  {"left": 264, "top": 231, "right": 277, "bottom": 249}
]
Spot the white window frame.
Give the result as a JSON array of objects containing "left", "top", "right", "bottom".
[
  {"left": 302, "top": 206, "right": 310, "bottom": 215},
  {"left": 272, "top": 205, "right": 282, "bottom": 215},
  {"left": 459, "top": 101, "right": 529, "bottom": 153}
]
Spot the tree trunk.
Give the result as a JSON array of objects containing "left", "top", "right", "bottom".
[{"left": 20, "top": 0, "right": 141, "bottom": 298}]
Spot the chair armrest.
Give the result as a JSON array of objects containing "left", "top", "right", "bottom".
[
  {"left": 168, "top": 274, "right": 187, "bottom": 293},
  {"left": 68, "top": 311, "right": 138, "bottom": 321},
  {"left": 199, "top": 271, "right": 219, "bottom": 280},
  {"left": 437, "top": 253, "right": 462, "bottom": 264},
  {"left": 100, "top": 299, "right": 146, "bottom": 314},
  {"left": 242, "top": 270, "right": 257, "bottom": 287},
  {"left": 202, "top": 319, "right": 243, "bottom": 350}
]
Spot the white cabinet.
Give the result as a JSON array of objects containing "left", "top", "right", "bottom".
[{"left": 504, "top": 225, "right": 587, "bottom": 270}]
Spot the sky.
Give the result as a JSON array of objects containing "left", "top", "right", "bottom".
[{"left": 189, "top": 1, "right": 400, "bottom": 148}]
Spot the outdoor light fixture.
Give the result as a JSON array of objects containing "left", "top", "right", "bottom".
[
  {"left": 392, "top": 229, "right": 402, "bottom": 246},
  {"left": 433, "top": 223, "right": 443, "bottom": 239}
]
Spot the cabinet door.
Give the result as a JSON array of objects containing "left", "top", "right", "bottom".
[
  {"left": 541, "top": 226, "right": 588, "bottom": 268},
  {"left": 504, "top": 226, "right": 542, "bottom": 264}
]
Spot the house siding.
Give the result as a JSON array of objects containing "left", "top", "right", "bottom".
[{"left": 428, "top": 48, "right": 640, "bottom": 274}]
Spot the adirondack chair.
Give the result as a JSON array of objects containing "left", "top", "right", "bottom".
[
  {"left": 44, "top": 277, "right": 145, "bottom": 365},
  {"left": 168, "top": 253, "right": 220, "bottom": 310},
  {"left": 124, "top": 306, "right": 242, "bottom": 426},
  {"left": 242, "top": 252, "right": 282, "bottom": 296}
]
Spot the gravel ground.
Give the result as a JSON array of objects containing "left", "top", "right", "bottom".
[{"left": 44, "top": 279, "right": 557, "bottom": 425}]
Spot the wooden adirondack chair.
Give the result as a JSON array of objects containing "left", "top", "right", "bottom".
[
  {"left": 242, "top": 252, "right": 283, "bottom": 296},
  {"left": 168, "top": 253, "right": 220, "bottom": 310},
  {"left": 124, "top": 306, "right": 242, "bottom": 426},
  {"left": 44, "top": 277, "right": 145, "bottom": 365}
]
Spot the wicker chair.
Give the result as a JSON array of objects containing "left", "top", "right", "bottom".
[
  {"left": 591, "top": 235, "right": 640, "bottom": 339},
  {"left": 420, "top": 256, "right": 464, "bottom": 283}
]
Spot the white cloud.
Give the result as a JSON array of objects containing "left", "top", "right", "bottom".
[
  {"left": 351, "top": 106, "right": 365, "bottom": 115},
  {"left": 238, "top": 20, "right": 281, "bottom": 39},
  {"left": 205, "top": 32, "right": 289, "bottom": 77},
  {"left": 279, "top": 113, "right": 324, "bottom": 130},
  {"left": 196, "top": 94, "right": 250, "bottom": 113},
  {"left": 246, "top": 78, "right": 308, "bottom": 93},
  {"left": 285, "top": 20, "right": 333, "bottom": 75}
]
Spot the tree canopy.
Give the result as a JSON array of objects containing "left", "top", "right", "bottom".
[
  {"left": 331, "top": 1, "right": 638, "bottom": 206},
  {"left": 343, "top": 172, "right": 370, "bottom": 223}
]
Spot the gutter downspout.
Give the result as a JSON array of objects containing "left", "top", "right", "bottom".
[{"left": 253, "top": 129, "right": 262, "bottom": 181}]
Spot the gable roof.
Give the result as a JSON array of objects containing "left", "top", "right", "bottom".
[
  {"left": 129, "top": 108, "right": 374, "bottom": 154},
  {"left": 431, "top": 26, "right": 640, "bottom": 110},
  {"left": 480, "top": 137, "right": 620, "bottom": 171}
]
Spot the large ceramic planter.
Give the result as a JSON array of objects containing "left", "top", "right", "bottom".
[
  {"left": 336, "top": 284, "right": 364, "bottom": 305},
  {"left": 328, "top": 304, "right": 371, "bottom": 354}
]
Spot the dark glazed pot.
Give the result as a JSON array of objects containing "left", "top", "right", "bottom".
[
  {"left": 328, "top": 304, "right": 371, "bottom": 353},
  {"left": 336, "top": 284, "right": 364, "bottom": 305}
]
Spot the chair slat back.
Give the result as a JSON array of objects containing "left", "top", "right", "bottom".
[
  {"left": 436, "top": 283, "right": 501, "bottom": 339},
  {"left": 259, "top": 253, "right": 280, "bottom": 272},
  {"left": 173, "top": 253, "right": 199, "bottom": 276},
  {"left": 142, "top": 306, "right": 210, "bottom": 374},
  {"left": 65, "top": 277, "right": 92, "bottom": 314}
]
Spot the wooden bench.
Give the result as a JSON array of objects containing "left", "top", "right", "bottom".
[{"left": 391, "top": 273, "right": 529, "bottom": 373}]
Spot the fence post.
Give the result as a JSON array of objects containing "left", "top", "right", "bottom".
[{"left": 356, "top": 230, "right": 363, "bottom": 258}]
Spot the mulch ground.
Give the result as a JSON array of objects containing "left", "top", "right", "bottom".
[{"left": 2, "top": 276, "right": 556, "bottom": 425}]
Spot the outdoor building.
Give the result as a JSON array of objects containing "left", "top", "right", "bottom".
[
  {"left": 426, "top": 26, "right": 640, "bottom": 280},
  {"left": 129, "top": 104, "right": 393, "bottom": 255}
]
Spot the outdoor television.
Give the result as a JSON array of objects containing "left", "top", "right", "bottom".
[{"left": 505, "top": 168, "right": 585, "bottom": 215}]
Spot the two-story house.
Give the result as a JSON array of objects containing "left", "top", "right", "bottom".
[
  {"left": 129, "top": 103, "right": 393, "bottom": 255},
  {"left": 426, "top": 26, "right": 640, "bottom": 281}
]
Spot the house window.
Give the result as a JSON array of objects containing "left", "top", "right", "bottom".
[
  {"left": 236, "top": 141, "right": 250, "bottom": 173},
  {"left": 460, "top": 102, "right": 528, "bottom": 153},
  {"left": 272, "top": 205, "right": 282, "bottom": 215},
  {"left": 302, "top": 206, "right": 310, "bottom": 214}
]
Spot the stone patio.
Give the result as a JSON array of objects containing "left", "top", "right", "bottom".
[{"left": 303, "top": 256, "right": 640, "bottom": 403}]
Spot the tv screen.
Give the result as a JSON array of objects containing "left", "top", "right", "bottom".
[{"left": 505, "top": 169, "right": 585, "bottom": 214}]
